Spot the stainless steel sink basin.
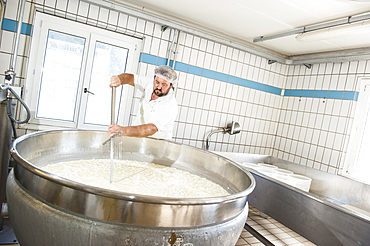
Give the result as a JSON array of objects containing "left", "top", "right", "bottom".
[{"left": 214, "top": 151, "right": 370, "bottom": 246}]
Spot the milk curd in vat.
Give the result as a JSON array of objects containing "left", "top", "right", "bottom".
[{"left": 42, "top": 159, "right": 230, "bottom": 198}]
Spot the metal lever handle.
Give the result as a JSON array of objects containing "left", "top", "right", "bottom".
[
  {"left": 102, "top": 130, "right": 123, "bottom": 145},
  {"left": 111, "top": 87, "right": 116, "bottom": 124},
  {"left": 84, "top": 88, "right": 94, "bottom": 95},
  {"left": 102, "top": 87, "right": 118, "bottom": 146}
]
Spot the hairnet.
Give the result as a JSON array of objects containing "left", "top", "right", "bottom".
[{"left": 154, "top": 65, "right": 177, "bottom": 84}]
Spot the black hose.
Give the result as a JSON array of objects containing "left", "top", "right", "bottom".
[
  {"left": 10, "top": 116, "right": 18, "bottom": 139},
  {"left": 6, "top": 86, "right": 31, "bottom": 125}
]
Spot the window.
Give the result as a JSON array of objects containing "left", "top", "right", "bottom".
[
  {"left": 24, "top": 12, "right": 141, "bottom": 130},
  {"left": 36, "top": 30, "right": 85, "bottom": 122},
  {"left": 343, "top": 78, "right": 370, "bottom": 184}
]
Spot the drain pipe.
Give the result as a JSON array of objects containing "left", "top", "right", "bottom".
[
  {"left": 172, "top": 30, "right": 180, "bottom": 70},
  {"left": 8, "top": 0, "right": 26, "bottom": 86},
  {"left": 0, "top": 1, "right": 6, "bottom": 39},
  {"left": 166, "top": 28, "right": 175, "bottom": 66},
  {"left": 165, "top": 27, "right": 180, "bottom": 70}
]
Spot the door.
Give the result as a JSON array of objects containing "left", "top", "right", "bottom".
[{"left": 24, "top": 12, "right": 141, "bottom": 130}]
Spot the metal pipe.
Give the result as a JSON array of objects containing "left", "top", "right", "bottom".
[
  {"left": 0, "top": 0, "right": 6, "bottom": 41},
  {"left": 253, "top": 12, "right": 370, "bottom": 43},
  {"left": 110, "top": 87, "right": 116, "bottom": 183},
  {"left": 166, "top": 29, "right": 176, "bottom": 66},
  {"left": 172, "top": 30, "right": 181, "bottom": 69},
  {"left": 111, "top": 87, "right": 116, "bottom": 125},
  {"left": 204, "top": 129, "right": 225, "bottom": 150},
  {"left": 10, "top": 0, "right": 26, "bottom": 86},
  {"left": 6, "top": 86, "right": 30, "bottom": 124}
]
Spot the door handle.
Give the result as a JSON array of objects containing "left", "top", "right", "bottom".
[{"left": 84, "top": 88, "right": 94, "bottom": 95}]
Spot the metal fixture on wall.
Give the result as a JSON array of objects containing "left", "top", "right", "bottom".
[
  {"left": 204, "top": 121, "right": 241, "bottom": 150},
  {"left": 163, "top": 27, "right": 180, "bottom": 70},
  {"left": 253, "top": 12, "right": 370, "bottom": 43},
  {"left": 295, "top": 19, "right": 370, "bottom": 42}
]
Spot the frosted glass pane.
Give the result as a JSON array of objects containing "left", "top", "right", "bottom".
[
  {"left": 84, "top": 42, "right": 129, "bottom": 126},
  {"left": 355, "top": 98, "right": 370, "bottom": 176},
  {"left": 36, "top": 30, "right": 85, "bottom": 121}
]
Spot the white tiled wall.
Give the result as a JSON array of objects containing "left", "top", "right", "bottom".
[
  {"left": 2, "top": 0, "right": 370, "bottom": 176},
  {"left": 274, "top": 61, "right": 370, "bottom": 174},
  {"left": 170, "top": 31, "right": 286, "bottom": 153}
]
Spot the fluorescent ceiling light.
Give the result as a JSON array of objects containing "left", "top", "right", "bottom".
[{"left": 296, "top": 20, "right": 370, "bottom": 42}]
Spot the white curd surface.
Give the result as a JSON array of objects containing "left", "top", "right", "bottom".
[{"left": 42, "top": 159, "right": 229, "bottom": 198}]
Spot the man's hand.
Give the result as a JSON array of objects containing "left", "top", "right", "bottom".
[
  {"left": 110, "top": 76, "right": 121, "bottom": 88},
  {"left": 107, "top": 124, "right": 158, "bottom": 138},
  {"left": 108, "top": 124, "right": 125, "bottom": 137},
  {"left": 109, "top": 74, "right": 134, "bottom": 88}
]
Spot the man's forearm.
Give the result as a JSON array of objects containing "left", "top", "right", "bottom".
[
  {"left": 117, "top": 73, "right": 135, "bottom": 87},
  {"left": 122, "top": 123, "right": 158, "bottom": 137}
]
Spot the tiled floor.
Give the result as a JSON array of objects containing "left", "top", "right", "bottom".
[
  {"left": 3, "top": 206, "right": 316, "bottom": 246},
  {"left": 236, "top": 206, "right": 316, "bottom": 246}
]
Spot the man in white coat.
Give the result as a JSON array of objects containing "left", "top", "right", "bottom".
[{"left": 108, "top": 65, "right": 178, "bottom": 140}]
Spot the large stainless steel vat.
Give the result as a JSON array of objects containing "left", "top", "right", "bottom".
[{"left": 7, "top": 130, "right": 255, "bottom": 246}]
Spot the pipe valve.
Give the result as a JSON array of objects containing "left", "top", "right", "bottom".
[{"left": 4, "top": 69, "right": 15, "bottom": 82}]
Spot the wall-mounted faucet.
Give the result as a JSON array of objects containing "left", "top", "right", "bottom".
[{"left": 204, "top": 121, "right": 241, "bottom": 150}]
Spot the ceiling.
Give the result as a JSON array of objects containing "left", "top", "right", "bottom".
[{"left": 109, "top": 0, "right": 370, "bottom": 64}]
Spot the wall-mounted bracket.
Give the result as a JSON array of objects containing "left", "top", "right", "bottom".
[
  {"left": 161, "top": 25, "right": 169, "bottom": 32},
  {"left": 204, "top": 121, "right": 241, "bottom": 150}
]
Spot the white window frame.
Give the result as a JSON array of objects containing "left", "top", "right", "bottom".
[
  {"left": 342, "top": 77, "right": 370, "bottom": 184},
  {"left": 22, "top": 12, "right": 141, "bottom": 131}
]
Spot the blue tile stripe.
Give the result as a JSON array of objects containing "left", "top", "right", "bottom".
[
  {"left": 284, "top": 89, "right": 358, "bottom": 100},
  {"left": 140, "top": 53, "right": 282, "bottom": 96},
  {"left": 1, "top": 18, "right": 358, "bottom": 101},
  {"left": 139, "top": 53, "right": 358, "bottom": 101},
  {"left": 1, "top": 18, "right": 33, "bottom": 36}
]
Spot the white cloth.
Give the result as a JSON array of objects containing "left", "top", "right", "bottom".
[{"left": 133, "top": 75, "right": 178, "bottom": 140}]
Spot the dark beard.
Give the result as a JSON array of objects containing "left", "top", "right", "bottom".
[{"left": 153, "top": 88, "right": 168, "bottom": 97}]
